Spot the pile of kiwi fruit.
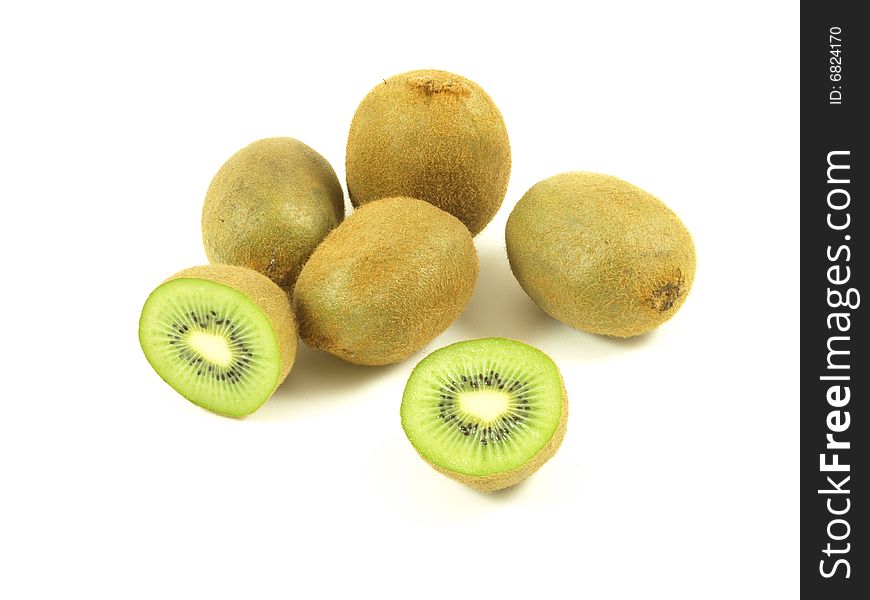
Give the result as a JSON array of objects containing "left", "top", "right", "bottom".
[{"left": 139, "top": 69, "right": 696, "bottom": 493}]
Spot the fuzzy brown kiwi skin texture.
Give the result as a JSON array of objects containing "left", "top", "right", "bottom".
[
  {"left": 506, "top": 172, "right": 696, "bottom": 338},
  {"left": 165, "top": 265, "right": 298, "bottom": 383},
  {"left": 346, "top": 69, "right": 511, "bottom": 236},
  {"left": 293, "top": 197, "right": 478, "bottom": 366},
  {"left": 202, "top": 137, "right": 344, "bottom": 293}
]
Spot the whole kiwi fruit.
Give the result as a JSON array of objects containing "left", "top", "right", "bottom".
[
  {"left": 202, "top": 137, "right": 344, "bottom": 292},
  {"left": 293, "top": 197, "right": 478, "bottom": 366},
  {"left": 345, "top": 69, "right": 511, "bottom": 236},
  {"left": 506, "top": 172, "right": 696, "bottom": 337}
]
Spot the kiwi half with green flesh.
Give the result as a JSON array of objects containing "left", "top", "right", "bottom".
[
  {"left": 139, "top": 265, "right": 297, "bottom": 417},
  {"left": 401, "top": 338, "right": 567, "bottom": 492},
  {"left": 346, "top": 69, "right": 511, "bottom": 236},
  {"left": 506, "top": 172, "right": 696, "bottom": 338},
  {"left": 202, "top": 137, "right": 344, "bottom": 293},
  {"left": 293, "top": 197, "right": 478, "bottom": 366}
]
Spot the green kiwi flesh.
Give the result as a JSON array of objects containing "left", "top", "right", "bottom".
[
  {"left": 139, "top": 265, "right": 297, "bottom": 417},
  {"left": 401, "top": 338, "right": 567, "bottom": 492}
]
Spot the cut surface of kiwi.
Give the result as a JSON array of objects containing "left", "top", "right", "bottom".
[
  {"left": 401, "top": 338, "right": 567, "bottom": 492},
  {"left": 139, "top": 265, "right": 297, "bottom": 417}
]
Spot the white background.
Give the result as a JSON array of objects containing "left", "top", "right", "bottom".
[{"left": 0, "top": 2, "right": 799, "bottom": 598}]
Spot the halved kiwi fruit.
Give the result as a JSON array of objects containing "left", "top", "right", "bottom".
[
  {"left": 138, "top": 265, "right": 297, "bottom": 417},
  {"left": 401, "top": 338, "right": 567, "bottom": 492}
]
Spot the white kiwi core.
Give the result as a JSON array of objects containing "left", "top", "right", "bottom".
[
  {"left": 457, "top": 390, "right": 511, "bottom": 422},
  {"left": 187, "top": 331, "right": 233, "bottom": 367}
]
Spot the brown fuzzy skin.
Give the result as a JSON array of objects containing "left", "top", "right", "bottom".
[
  {"left": 426, "top": 379, "right": 568, "bottom": 493},
  {"left": 167, "top": 265, "right": 298, "bottom": 383},
  {"left": 202, "top": 138, "right": 344, "bottom": 293},
  {"left": 346, "top": 70, "right": 511, "bottom": 236},
  {"left": 506, "top": 173, "right": 696, "bottom": 338},
  {"left": 293, "top": 197, "right": 478, "bottom": 366}
]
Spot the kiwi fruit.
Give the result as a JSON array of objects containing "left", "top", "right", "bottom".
[
  {"left": 401, "top": 338, "right": 567, "bottom": 492},
  {"left": 506, "top": 172, "right": 696, "bottom": 338},
  {"left": 202, "top": 137, "right": 344, "bottom": 292},
  {"left": 139, "top": 265, "right": 297, "bottom": 417},
  {"left": 345, "top": 69, "right": 511, "bottom": 236},
  {"left": 293, "top": 197, "right": 478, "bottom": 366}
]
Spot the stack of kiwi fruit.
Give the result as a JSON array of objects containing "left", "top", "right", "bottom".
[{"left": 139, "top": 69, "right": 696, "bottom": 492}]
